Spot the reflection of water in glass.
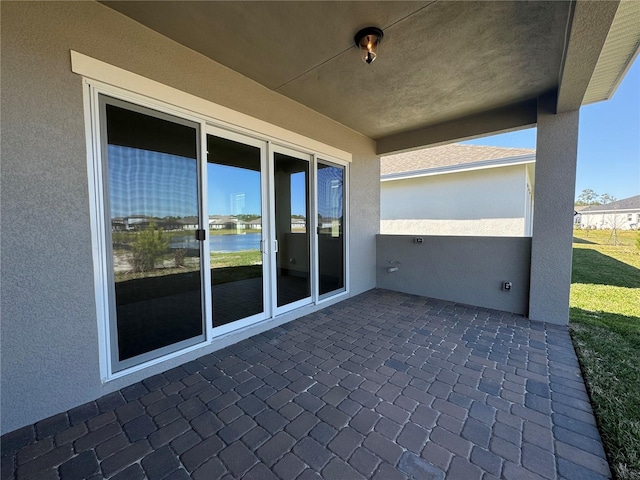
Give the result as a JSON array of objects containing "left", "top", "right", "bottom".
[{"left": 170, "top": 233, "right": 262, "bottom": 252}]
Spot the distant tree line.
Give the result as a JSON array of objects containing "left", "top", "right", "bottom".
[{"left": 575, "top": 189, "right": 616, "bottom": 206}]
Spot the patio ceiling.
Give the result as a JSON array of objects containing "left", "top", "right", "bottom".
[{"left": 102, "top": 1, "right": 639, "bottom": 153}]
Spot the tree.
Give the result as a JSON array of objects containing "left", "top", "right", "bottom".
[
  {"left": 576, "top": 189, "right": 599, "bottom": 205},
  {"left": 598, "top": 194, "right": 621, "bottom": 245},
  {"left": 236, "top": 214, "right": 261, "bottom": 222},
  {"left": 599, "top": 193, "right": 616, "bottom": 205},
  {"left": 129, "top": 220, "right": 169, "bottom": 272}
]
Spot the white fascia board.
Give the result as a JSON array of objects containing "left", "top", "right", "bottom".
[
  {"left": 70, "top": 51, "right": 351, "bottom": 163},
  {"left": 381, "top": 154, "right": 536, "bottom": 182},
  {"left": 581, "top": 208, "right": 640, "bottom": 214}
]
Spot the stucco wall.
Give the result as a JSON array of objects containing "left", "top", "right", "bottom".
[
  {"left": 377, "top": 235, "right": 532, "bottom": 315},
  {"left": 1, "top": 1, "right": 378, "bottom": 434},
  {"left": 380, "top": 165, "right": 529, "bottom": 236}
]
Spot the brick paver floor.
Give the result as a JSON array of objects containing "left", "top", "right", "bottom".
[{"left": 1, "top": 289, "right": 611, "bottom": 479}]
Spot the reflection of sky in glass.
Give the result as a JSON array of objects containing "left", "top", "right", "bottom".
[
  {"left": 208, "top": 163, "right": 307, "bottom": 216},
  {"left": 208, "top": 164, "right": 261, "bottom": 215},
  {"left": 109, "top": 145, "right": 197, "bottom": 218},
  {"left": 109, "top": 144, "right": 318, "bottom": 219},
  {"left": 291, "top": 172, "right": 307, "bottom": 216},
  {"left": 318, "top": 165, "right": 343, "bottom": 218}
]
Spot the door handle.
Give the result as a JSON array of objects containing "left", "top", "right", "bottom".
[{"left": 273, "top": 239, "right": 279, "bottom": 253}]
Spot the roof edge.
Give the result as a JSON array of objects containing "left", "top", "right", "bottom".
[{"left": 381, "top": 154, "right": 536, "bottom": 181}]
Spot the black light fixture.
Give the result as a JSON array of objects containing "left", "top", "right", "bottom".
[{"left": 354, "top": 27, "right": 383, "bottom": 64}]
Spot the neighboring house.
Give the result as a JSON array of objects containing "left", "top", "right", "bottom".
[
  {"left": 381, "top": 144, "right": 536, "bottom": 236},
  {"left": 579, "top": 195, "right": 640, "bottom": 230},
  {"left": 2, "top": 1, "right": 638, "bottom": 436},
  {"left": 574, "top": 205, "right": 589, "bottom": 226}
]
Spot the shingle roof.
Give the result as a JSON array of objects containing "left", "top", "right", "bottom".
[
  {"left": 381, "top": 143, "right": 535, "bottom": 177},
  {"left": 581, "top": 195, "right": 640, "bottom": 212}
]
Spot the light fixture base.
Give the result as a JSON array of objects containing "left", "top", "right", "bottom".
[{"left": 354, "top": 27, "right": 383, "bottom": 64}]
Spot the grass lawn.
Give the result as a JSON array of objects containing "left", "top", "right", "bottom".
[{"left": 570, "top": 229, "right": 640, "bottom": 480}]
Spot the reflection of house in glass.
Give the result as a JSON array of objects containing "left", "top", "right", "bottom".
[
  {"left": 208, "top": 215, "right": 298, "bottom": 230},
  {"left": 111, "top": 215, "right": 195, "bottom": 231},
  {"left": 290, "top": 217, "right": 306, "bottom": 231},
  {"left": 209, "top": 215, "right": 239, "bottom": 230},
  {"left": 318, "top": 215, "right": 343, "bottom": 236},
  {"left": 178, "top": 216, "right": 198, "bottom": 230},
  {"left": 246, "top": 217, "right": 262, "bottom": 229},
  {"left": 110, "top": 215, "right": 154, "bottom": 231}
]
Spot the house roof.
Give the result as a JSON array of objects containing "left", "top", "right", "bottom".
[
  {"left": 581, "top": 195, "right": 640, "bottom": 212},
  {"left": 381, "top": 143, "right": 535, "bottom": 179},
  {"left": 100, "top": 1, "right": 640, "bottom": 155}
]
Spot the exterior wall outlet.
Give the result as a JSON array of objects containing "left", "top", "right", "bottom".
[
  {"left": 503, "top": 281, "right": 512, "bottom": 291},
  {"left": 414, "top": 237, "right": 424, "bottom": 244}
]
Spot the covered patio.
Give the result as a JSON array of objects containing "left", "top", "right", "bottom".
[
  {"left": 2, "top": 290, "right": 609, "bottom": 479},
  {"left": 3, "top": 1, "right": 639, "bottom": 478}
]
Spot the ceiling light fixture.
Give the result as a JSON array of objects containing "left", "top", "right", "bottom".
[{"left": 354, "top": 27, "right": 383, "bottom": 64}]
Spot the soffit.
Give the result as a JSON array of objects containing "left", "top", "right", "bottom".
[
  {"left": 583, "top": 0, "right": 640, "bottom": 104},
  {"left": 101, "top": 1, "right": 569, "bottom": 139}
]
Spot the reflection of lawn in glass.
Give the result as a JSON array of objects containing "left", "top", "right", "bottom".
[
  {"left": 114, "top": 228, "right": 261, "bottom": 242},
  {"left": 114, "top": 249, "right": 262, "bottom": 285},
  {"left": 211, "top": 250, "right": 262, "bottom": 284},
  {"left": 211, "top": 250, "right": 261, "bottom": 268}
]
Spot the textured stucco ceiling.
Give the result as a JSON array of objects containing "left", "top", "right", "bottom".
[{"left": 102, "top": 1, "right": 572, "bottom": 139}]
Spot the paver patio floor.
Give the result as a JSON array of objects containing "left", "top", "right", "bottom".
[{"left": 1, "top": 289, "right": 611, "bottom": 479}]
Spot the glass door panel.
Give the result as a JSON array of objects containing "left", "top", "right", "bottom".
[
  {"left": 207, "top": 134, "right": 265, "bottom": 326},
  {"left": 317, "top": 161, "right": 345, "bottom": 296},
  {"left": 102, "top": 98, "right": 204, "bottom": 369},
  {"left": 274, "top": 151, "right": 311, "bottom": 308}
]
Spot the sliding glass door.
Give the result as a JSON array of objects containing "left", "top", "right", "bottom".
[
  {"left": 206, "top": 131, "right": 267, "bottom": 328},
  {"left": 101, "top": 97, "right": 205, "bottom": 371},
  {"left": 98, "top": 94, "right": 346, "bottom": 374},
  {"left": 272, "top": 148, "right": 312, "bottom": 312},
  {"left": 317, "top": 160, "right": 346, "bottom": 298}
]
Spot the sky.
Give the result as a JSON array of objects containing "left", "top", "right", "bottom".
[{"left": 463, "top": 57, "right": 640, "bottom": 202}]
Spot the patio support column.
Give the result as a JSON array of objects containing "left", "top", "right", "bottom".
[{"left": 529, "top": 94, "right": 579, "bottom": 325}]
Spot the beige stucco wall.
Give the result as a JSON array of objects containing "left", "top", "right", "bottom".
[
  {"left": 377, "top": 235, "right": 532, "bottom": 315},
  {"left": 380, "top": 164, "right": 530, "bottom": 236},
  {"left": 1, "top": 1, "right": 378, "bottom": 434}
]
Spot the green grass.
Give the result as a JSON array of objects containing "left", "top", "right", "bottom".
[{"left": 570, "top": 229, "right": 640, "bottom": 480}]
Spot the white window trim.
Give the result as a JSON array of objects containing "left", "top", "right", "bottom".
[{"left": 78, "top": 55, "right": 350, "bottom": 382}]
